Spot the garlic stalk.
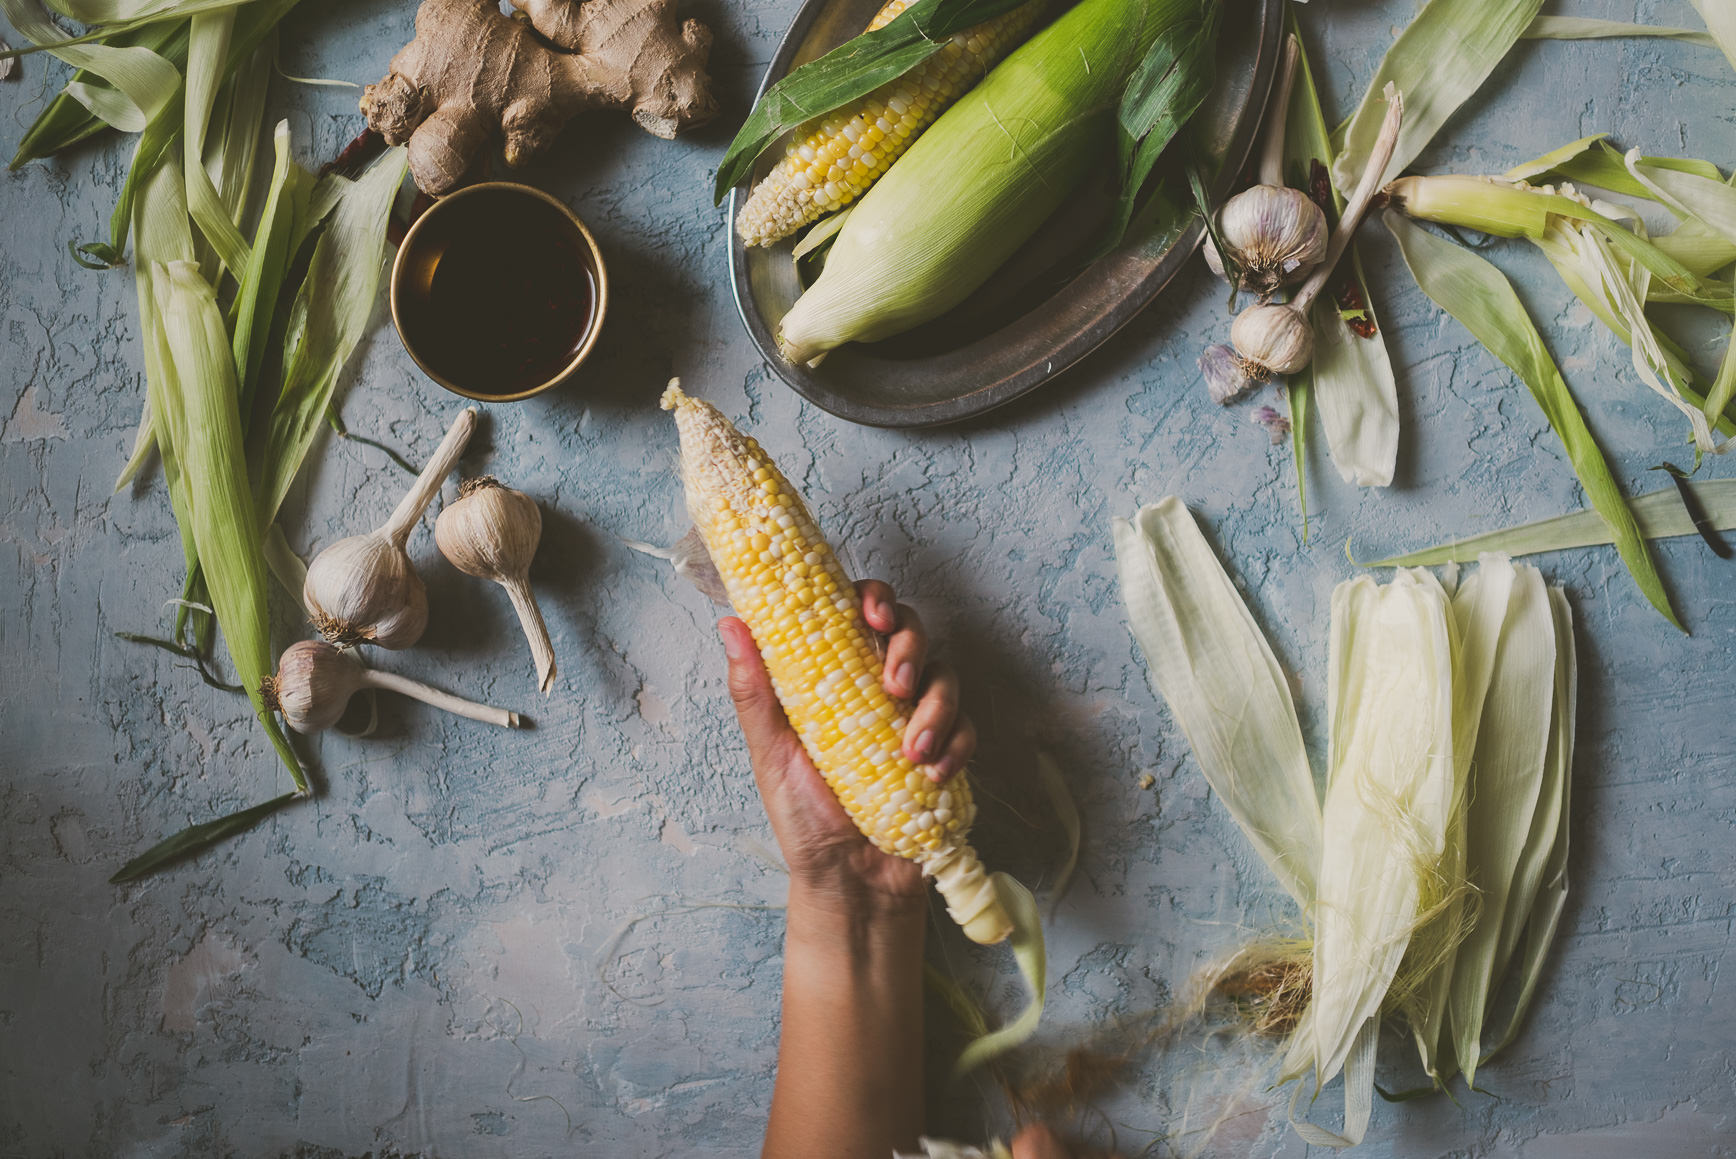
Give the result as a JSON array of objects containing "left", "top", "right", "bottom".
[
  {"left": 302, "top": 406, "right": 478, "bottom": 648},
  {"left": 435, "top": 476, "right": 557, "bottom": 693},
  {"left": 264, "top": 639, "right": 522, "bottom": 732},
  {"left": 1202, "top": 37, "right": 1328, "bottom": 298},
  {"left": 1225, "top": 85, "right": 1405, "bottom": 382}
]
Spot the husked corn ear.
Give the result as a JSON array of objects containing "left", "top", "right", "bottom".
[
  {"left": 663, "top": 380, "right": 1011, "bottom": 944},
  {"left": 734, "top": 0, "right": 1044, "bottom": 248}
]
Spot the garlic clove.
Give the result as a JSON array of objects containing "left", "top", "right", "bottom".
[
  {"left": 303, "top": 532, "right": 430, "bottom": 650},
  {"left": 1250, "top": 404, "right": 1292, "bottom": 445},
  {"left": 1230, "top": 302, "right": 1314, "bottom": 377},
  {"left": 1199, "top": 343, "right": 1263, "bottom": 405}
]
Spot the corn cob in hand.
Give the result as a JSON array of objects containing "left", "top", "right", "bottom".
[
  {"left": 663, "top": 381, "right": 1012, "bottom": 944},
  {"left": 733, "top": 0, "right": 1045, "bottom": 248}
]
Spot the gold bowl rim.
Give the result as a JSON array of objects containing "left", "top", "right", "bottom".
[{"left": 390, "top": 181, "right": 609, "bottom": 403}]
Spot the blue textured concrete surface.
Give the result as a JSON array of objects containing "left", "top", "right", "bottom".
[{"left": 2, "top": 1, "right": 1734, "bottom": 1155}]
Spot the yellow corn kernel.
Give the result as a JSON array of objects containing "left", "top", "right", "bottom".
[
  {"left": 663, "top": 381, "right": 1011, "bottom": 944},
  {"left": 734, "top": 0, "right": 1045, "bottom": 248}
]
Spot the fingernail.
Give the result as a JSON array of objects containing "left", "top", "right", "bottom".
[
  {"left": 720, "top": 621, "right": 744, "bottom": 661},
  {"left": 894, "top": 662, "right": 915, "bottom": 695},
  {"left": 913, "top": 729, "right": 934, "bottom": 760}
]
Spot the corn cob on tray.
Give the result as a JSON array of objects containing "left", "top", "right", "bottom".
[
  {"left": 663, "top": 382, "right": 1014, "bottom": 943},
  {"left": 726, "top": 0, "right": 1284, "bottom": 427}
]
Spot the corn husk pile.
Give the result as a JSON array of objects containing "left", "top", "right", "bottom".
[{"left": 1115, "top": 498, "right": 1576, "bottom": 1146}]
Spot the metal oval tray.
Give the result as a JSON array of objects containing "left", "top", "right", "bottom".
[{"left": 727, "top": 0, "right": 1285, "bottom": 428}]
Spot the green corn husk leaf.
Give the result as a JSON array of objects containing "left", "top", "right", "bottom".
[
  {"left": 1444, "top": 563, "right": 1556, "bottom": 1089},
  {"left": 951, "top": 873, "right": 1044, "bottom": 1077},
  {"left": 1332, "top": 0, "right": 1544, "bottom": 192},
  {"left": 1530, "top": 213, "right": 1723, "bottom": 453},
  {"left": 1541, "top": 215, "right": 1715, "bottom": 451},
  {"left": 1105, "top": 0, "right": 1218, "bottom": 252},
  {"left": 1521, "top": 16, "right": 1716, "bottom": 47},
  {"left": 1385, "top": 174, "right": 1720, "bottom": 304},
  {"left": 230, "top": 119, "right": 313, "bottom": 410},
  {"left": 1482, "top": 586, "right": 1575, "bottom": 1062},
  {"left": 1383, "top": 210, "right": 1682, "bottom": 630},
  {"left": 777, "top": 0, "right": 1206, "bottom": 364},
  {"left": 4, "top": 0, "right": 277, "bottom": 55},
  {"left": 1509, "top": 138, "right": 1723, "bottom": 203},
  {"left": 110, "top": 789, "right": 301, "bottom": 883},
  {"left": 0, "top": 0, "right": 181, "bottom": 131},
  {"left": 262, "top": 523, "right": 307, "bottom": 607},
  {"left": 9, "top": 15, "right": 189, "bottom": 168},
  {"left": 69, "top": 0, "right": 301, "bottom": 269},
  {"left": 132, "top": 154, "right": 201, "bottom": 594},
  {"left": 1360, "top": 480, "right": 1736, "bottom": 566},
  {"left": 712, "top": 0, "right": 1034, "bottom": 204},
  {"left": 255, "top": 145, "right": 408, "bottom": 526},
  {"left": 1289, "top": 378, "right": 1310, "bottom": 540},
  {"left": 114, "top": 400, "right": 156, "bottom": 493},
  {"left": 181, "top": 10, "right": 249, "bottom": 277},
  {"left": 1624, "top": 150, "right": 1736, "bottom": 246},
  {"left": 1285, "top": 14, "right": 1399, "bottom": 489},
  {"left": 1689, "top": 0, "right": 1736, "bottom": 75},
  {"left": 1706, "top": 310, "right": 1736, "bottom": 428},
  {"left": 1518, "top": 200, "right": 1728, "bottom": 401},
  {"left": 151, "top": 255, "right": 303, "bottom": 787},
  {"left": 1282, "top": 569, "right": 1457, "bottom": 1092},
  {"left": 1503, "top": 133, "right": 1607, "bottom": 183},
  {"left": 208, "top": 30, "right": 274, "bottom": 228},
  {"left": 1113, "top": 498, "right": 1321, "bottom": 909}
]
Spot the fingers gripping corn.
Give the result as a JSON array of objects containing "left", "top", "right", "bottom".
[{"left": 663, "top": 381, "right": 1012, "bottom": 944}]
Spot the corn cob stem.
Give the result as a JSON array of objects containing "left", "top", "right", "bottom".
[{"left": 663, "top": 380, "right": 1013, "bottom": 944}]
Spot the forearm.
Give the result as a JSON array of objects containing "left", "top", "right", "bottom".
[{"left": 764, "top": 884, "right": 927, "bottom": 1159}]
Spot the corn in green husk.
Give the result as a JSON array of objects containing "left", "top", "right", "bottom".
[{"left": 776, "top": 0, "right": 1205, "bottom": 364}]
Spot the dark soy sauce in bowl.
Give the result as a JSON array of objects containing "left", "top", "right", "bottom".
[{"left": 393, "top": 184, "right": 606, "bottom": 401}]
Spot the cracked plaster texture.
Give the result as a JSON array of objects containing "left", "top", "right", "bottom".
[{"left": 2, "top": 0, "right": 1734, "bottom": 1155}]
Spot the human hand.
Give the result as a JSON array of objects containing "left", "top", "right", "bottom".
[
  {"left": 1008, "top": 1124, "right": 1121, "bottom": 1159},
  {"left": 720, "top": 579, "right": 977, "bottom": 910}
]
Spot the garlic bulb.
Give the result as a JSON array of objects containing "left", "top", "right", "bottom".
[
  {"left": 1202, "top": 186, "right": 1328, "bottom": 297},
  {"left": 1225, "top": 86, "right": 1406, "bottom": 381},
  {"left": 264, "top": 639, "right": 522, "bottom": 732},
  {"left": 435, "top": 476, "right": 556, "bottom": 693},
  {"left": 303, "top": 406, "right": 477, "bottom": 648},
  {"left": 1201, "top": 38, "right": 1325, "bottom": 298},
  {"left": 1231, "top": 303, "right": 1314, "bottom": 376}
]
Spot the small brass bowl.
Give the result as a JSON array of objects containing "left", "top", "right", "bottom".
[{"left": 391, "top": 182, "right": 608, "bottom": 402}]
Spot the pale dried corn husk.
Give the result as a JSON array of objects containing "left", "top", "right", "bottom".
[
  {"left": 1113, "top": 498, "right": 1321, "bottom": 909},
  {"left": 1446, "top": 564, "right": 1556, "bottom": 1088},
  {"left": 1282, "top": 570, "right": 1456, "bottom": 1095},
  {"left": 1482, "top": 586, "right": 1575, "bottom": 1060}
]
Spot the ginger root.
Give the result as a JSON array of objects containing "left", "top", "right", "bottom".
[{"left": 362, "top": 0, "right": 717, "bottom": 195}]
